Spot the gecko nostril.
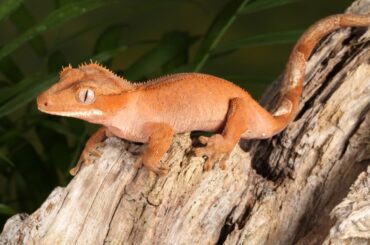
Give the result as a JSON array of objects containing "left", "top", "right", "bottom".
[{"left": 44, "top": 102, "right": 48, "bottom": 107}]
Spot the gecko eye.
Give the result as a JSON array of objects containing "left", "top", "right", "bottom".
[{"left": 77, "top": 88, "right": 95, "bottom": 104}]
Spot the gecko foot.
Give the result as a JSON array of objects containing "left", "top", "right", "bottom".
[
  {"left": 69, "top": 142, "right": 105, "bottom": 176},
  {"left": 194, "top": 134, "right": 232, "bottom": 171},
  {"left": 146, "top": 164, "right": 169, "bottom": 176},
  {"left": 134, "top": 156, "right": 169, "bottom": 176}
]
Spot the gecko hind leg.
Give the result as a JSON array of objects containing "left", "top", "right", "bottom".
[{"left": 194, "top": 97, "right": 249, "bottom": 171}]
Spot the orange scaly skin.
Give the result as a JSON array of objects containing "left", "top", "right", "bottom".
[{"left": 37, "top": 14, "right": 370, "bottom": 176}]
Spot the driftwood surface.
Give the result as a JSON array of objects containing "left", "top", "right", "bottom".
[{"left": 1, "top": 0, "right": 370, "bottom": 244}]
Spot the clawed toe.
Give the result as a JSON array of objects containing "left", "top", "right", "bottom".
[
  {"left": 195, "top": 134, "right": 232, "bottom": 171},
  {"left": 133, "top": 156, "right": 143, "bottom": 169},
  {"left": 199, "top": 136, "right": 209, "bottom": 144},
  {"left": 134, "top": 156, "right": 169, "bottom": 176},
  {"left": 92, "top": 142, "right": 105, "bottom": 149},
  {"left": 69, "top": 159, "right": 83, "bottom": 176},
  {"left": 155, "top": 166, "right": 169, "bottom": 176},
  {"left": 202, "top": 153, "right": 228, "bottom": 171},
  {"left": 69, "top": 157, "right": 90, "bottom": 176},
  {"left": 69, "top": 142, "right": 105, "bottom": 176},
  {"left": 203, "top": 158, "right": 215, "bottom": 171},
  {"left": 194, "top": 147, "right": 207, "bottom": 157},
  {"left": 146, "top": 164, "right": 169, "bottom": 176},
  {"left": 89, "top": 143, "right": 104, "bottom": 157},
  {"left": 90, "top": 149, "right": 102, "bottom": 157},
  {"left": 69, "top": 165, "right": 79, "bottom": 176},
  {"left": 218, "top": 156, "right": 228, "bottom": 170}
]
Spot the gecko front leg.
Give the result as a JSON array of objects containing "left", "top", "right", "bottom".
[
  {"left": 195, "top": 97, "right": 249, "bottom": 171},
  {"left": 70, "top": 126, "right": 111, "bottom": 176},
  {"left": 135, "top": 123, "right": 174, "bottom": 175}
]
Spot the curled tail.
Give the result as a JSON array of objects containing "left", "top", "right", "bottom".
[{"left": 271, "top": 14, "right": 370, "bottom": 134}]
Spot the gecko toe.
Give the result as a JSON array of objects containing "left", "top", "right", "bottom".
[
  {"left": 90, "top": 149, "right": 102, "bottom": 157},
  {"left": 89, "top": 142, "right": 105, "bottom": 157},
  {"left": 199, "top": 136, "right": 209, "bottom": 144},
  {"left": 194, "top": 147, "right": 206, "bottom": 157},
  {"left": 69, "top": 166, "right": 78, "bottom": 176},
  {"left": 203, "top": 153, "right": 228, "bottom": 171},
  {"left": 69, "top": 159, "right": 84, "bottom": 176},
  {"left": 203, "top": 158, "right": 215, "bottom": 171},
  {"left": 147, "top": 164, "right": 169, "bottom": 176},
  {"left": 83, "top": 157, "right": 94, "bottom": 165},
  {"left": 219, "top": 157, "right": 228, "bottom": 170},
  {"left": 156, "top": 166, "right": 169, "bottom": 176},
  {"left": 133, "top": 156, "right": 143, "bottom": 169},
  {"left": 141, "top": 158, "right": 169, "bottom": 176}
]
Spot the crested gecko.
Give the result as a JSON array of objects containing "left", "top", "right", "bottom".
[{"left": 37, "top": 14, "right": 370, "bottom": 176}]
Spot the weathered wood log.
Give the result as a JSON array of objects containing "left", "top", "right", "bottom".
[
  {"left": 1, "top": 0, "right": 370, "bottom": 244},
  {"left": 323, "top": 166, "right": 370, "bottom": 245}
]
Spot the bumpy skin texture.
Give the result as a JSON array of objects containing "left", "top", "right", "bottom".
[{"left": 37, "top": 14, "right": 370, "bottom": 175}]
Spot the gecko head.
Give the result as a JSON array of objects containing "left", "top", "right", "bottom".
[{"left": 37, "top": 62, "right": 134, "bottom": 123}]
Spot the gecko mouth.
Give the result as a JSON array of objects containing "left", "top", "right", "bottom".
[{"left": 38, "top": 105, "right": 103, "bottom": 118}]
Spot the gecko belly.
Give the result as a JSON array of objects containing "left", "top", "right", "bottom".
[{"left": 107, "top": 125, "right": 149, "bottom": 143}]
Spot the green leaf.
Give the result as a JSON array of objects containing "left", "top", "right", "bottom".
[
  {"left": 213, "top": 30, "right": 302, "bottom": 55},
  {"left": 0, "top": 204, "right": 17, "bottom": 215},
  {"left": 55, "top": 0, "right": 84, "bottom": 8},
  {"left": 162, "top": 51, "right": 188, "bottom": 73},
  {"left": 0, "top": 75, "right": 43, "bottom": 104},
  {"left": 52, "top": 19, "right": 109, "bottom": 51},
  {"left": 10, "top": 5, "right": 48, "bottom": 56},
  {"left": 161, "top": 36, "right": 199, "bottom": 73},
  {"left": 241, "top": 0, "right": 302, "bottom": 14},
  {"left": 93, "top": 24, "right": 125, "bottom": 66},
  {"left": 0, "top": 151, "right": 15, "bottom": 168},
  {"left": 0, "top": 0, "right": 118, "bottom": 62},
  {"left": 94, "top": 25, "right": 125, "bottom": 53},
  {"left": 125, "top": 31, "right": 197, "bottom": 81},
  {"left": 0, "top": 55, "right": 24, "bottom": 82},
  {"left": 0, "top": 129, "right": 22, "bottom": 145},
  {"left": 193, "top": 0, "right": 250, "bottom": 72},
  {"left": 0, "top": 74, "right": 58, "bottom": 118},
  {"left": 0, "top": 0, "right": 23, "bottom": 22}
]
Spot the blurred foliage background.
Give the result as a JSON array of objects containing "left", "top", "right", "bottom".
[{"left": 0, "top": 0, "right": 353, "bottom": 230}]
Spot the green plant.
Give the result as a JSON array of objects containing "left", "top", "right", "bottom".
[{"left": 0, "top": 0, "right": 350, "bottom": 230}]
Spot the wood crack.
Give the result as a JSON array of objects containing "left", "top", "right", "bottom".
[
  {"left": 74, "top": 150, "right": 125, "bottom": 244},
  {"left": 339, "top": 103, "right": 370, "bottom": 158},
  {"left": 104, "top": 192, "right": 124, "bottom": 243}
]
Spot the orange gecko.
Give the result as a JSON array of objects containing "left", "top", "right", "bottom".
[{"left": 37, "top": 14, "right": 370, "bottom": 175}]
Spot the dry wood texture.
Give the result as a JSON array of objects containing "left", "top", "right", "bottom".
[{"left": 1, "top": 0, "right": 370, "bottom": 244}]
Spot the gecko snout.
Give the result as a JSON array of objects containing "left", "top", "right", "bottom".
[{"left": 36, "top": 93, "right": 51, "bottom": 111}]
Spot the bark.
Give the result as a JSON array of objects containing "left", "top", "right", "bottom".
[{"left": 1, "top": 0, "right": 370, "bottom": 244}]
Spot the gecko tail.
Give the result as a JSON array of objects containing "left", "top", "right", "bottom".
[{"left": 271, "top": 13, "right": 370, "bottom": 134}]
